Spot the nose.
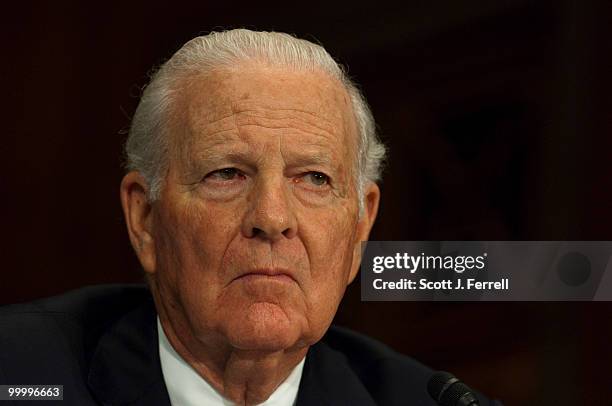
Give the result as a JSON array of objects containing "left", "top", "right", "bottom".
[{"left": 241, "top": 176, "right": 298, "bottom": 241}]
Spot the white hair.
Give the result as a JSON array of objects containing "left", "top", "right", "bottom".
[{"left": 125, "top": 29, "right": 386, "bottom": 214}]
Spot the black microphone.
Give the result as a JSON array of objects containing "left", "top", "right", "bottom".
[{"left": 427, "top": 371, "right": 480, "bottom": 406}]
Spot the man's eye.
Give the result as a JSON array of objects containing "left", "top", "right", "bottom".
[
  {"left": 205, "top": 168, "right": 242, "bottom": 181},
  {"left": 305, "top": 172, "right": 329, "bottom": 186}
]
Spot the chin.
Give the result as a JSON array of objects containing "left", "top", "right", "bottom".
[{"left": 224, "top": 302, "right": 304, "bottom": 352}]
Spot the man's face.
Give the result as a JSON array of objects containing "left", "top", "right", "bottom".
[{"left": 132, "top": 64, "right": 378, "bottom": 352}]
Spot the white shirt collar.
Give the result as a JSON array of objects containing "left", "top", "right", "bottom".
[{"left": 157, "top": 317, "right": 305, "bottom": 406}]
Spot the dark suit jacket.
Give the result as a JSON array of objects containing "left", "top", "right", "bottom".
[{"left": 0, "top": 285, "right": 501, "bottom": 405}]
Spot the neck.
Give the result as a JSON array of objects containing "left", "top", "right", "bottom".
[{"left": 156, "top": 306, "right": 307, "bottom": 405}]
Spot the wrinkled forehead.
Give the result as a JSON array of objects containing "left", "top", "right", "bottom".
[{"left": 168, "top": 63, "right": 358, "bottom": 160}]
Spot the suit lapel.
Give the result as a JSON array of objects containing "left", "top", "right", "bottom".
[
  {"left": 86, "top": 294, "right": 376, "bottom": 406},
  {"left": 296, "top": 340, "right": 377, "bottom": 406},
  {"left": 87, "top": 296, "right": 171, "bottom": 406}
]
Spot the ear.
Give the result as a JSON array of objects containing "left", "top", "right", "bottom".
[
  {"left": 348, "top": 182, "right": 380, "bottom": 284},
  {"left": 120, "top": 171, "right": 157, "bottom": 275}
]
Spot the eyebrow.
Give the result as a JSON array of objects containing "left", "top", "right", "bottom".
[
  {"left": 186, "top": 144, "right": 339, "bottom": 172},
  {"left": 189, "top": 148, "right": 252, "bottom": 169},
  {"left": 286, "top": 151, "right": 335, "bottom": 168}
]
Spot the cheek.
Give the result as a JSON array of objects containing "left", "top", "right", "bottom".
[
  {"left": 297, "top": 218, "right": 356, "bottom": 341},
  {"left": 156, "top": 200, "right": 241, "bottom": 305},
  {"left": 304, "top": 211, "right": 357, "bottom": 293}
]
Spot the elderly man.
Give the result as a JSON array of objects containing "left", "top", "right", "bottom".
[{"left": 0, "top": 30, "right": 500, "bottom": 405}]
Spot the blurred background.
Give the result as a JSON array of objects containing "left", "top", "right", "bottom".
[{"left": 1, "top": 1, "right": 611, "bottom": 404}]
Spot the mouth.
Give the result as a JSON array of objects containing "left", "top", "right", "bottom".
[{"left": 234, "top": 268, "right": 297, "bottom": 284}]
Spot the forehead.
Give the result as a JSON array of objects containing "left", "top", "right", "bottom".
[{"left": 171, "top": 63, "right": 357, "bottom": 154}]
